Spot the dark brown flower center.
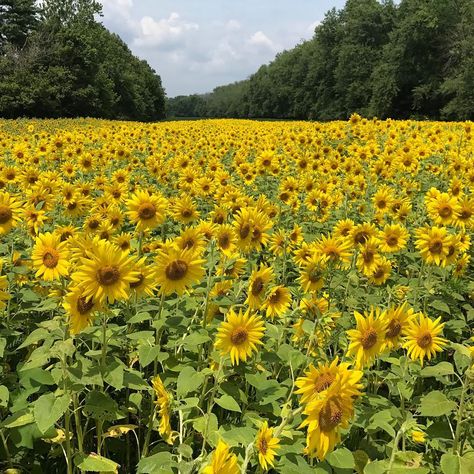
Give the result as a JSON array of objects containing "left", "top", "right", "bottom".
[
  {"left": 354, "top": 231, "right": 369, "bottom": 244},
  {"left": 251, "top": 277, "right": 264, "bottom": 296},
  {"left": 43, "top": 248, "right": 59, "bottom": 268},
  {"left": 97, "top": 266, "right": 120, "bottom": 286},
  {"left": 439, "top": 206, "right": 452, "bottom": 218},
  {"left": 386, "top": 235, "right": 398, "bottom": 246},
  {"left": 386, "top": 320, "right": 402, "bottom": 339},
  {"left": 258, "top": 437, "right": 268, "bottom": 455},
  {"left": 218, "top": 234, "right": 230, "bottom": 249},
  {"left": 165, "top": 260, "right": 188, "bottom": 281},
  {"left": 88, "top": 219, "right": 100, "bottom": 230},
  {"left": 77, "top": 296, "right": 94, "bottom": 314},
  {"left": 361, "top": 329, "right": 378, "bottom": 349},
  {"left": 429, "top": 240, "right": 443, "bottom": 254},
  {"left": 313, "top": 373, "right": 335, "bottom": 393},
  {"left": 230, "top": 327, "right": 248, "bottom": 345},
  {"left": 269, "top": 289, "right": 282, "bottom": 304},
  {"left": 319, "top": 398, "right": 343, "bottom": 431},
  {"left": 0, "top": 205, "right": 13, "bottom": 224},
  {"left": 239, "top": 223, "right": 251, "bottom": 239},
  {"left": 130, "top": 273, "right": 144, "bottom": 289},
  {"left": 138, "top": 202, "right": 156, "bottom": 220},
  {"left": 417, "top": 331, "right": 432, "bottom": 348}
]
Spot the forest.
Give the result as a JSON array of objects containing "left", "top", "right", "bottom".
[
  {"left": 167, "top": 0, "right": 474, "bottom": 121},
  {"left": 0, "top": 0, "right": 166, "bottom": 121}
]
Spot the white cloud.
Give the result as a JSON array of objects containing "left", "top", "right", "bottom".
[
  {"left": 134, "top": 12, "right": 199, "bottom": 49},
  {"left": 225, "top": 19, "right": 241, "bottom": 31},
  {"left": 248, "top": 31, "right": 277, "bottom": 52}
]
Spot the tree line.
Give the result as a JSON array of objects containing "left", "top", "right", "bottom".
[
  {"left": 167, "top": 0, "right": 474, "bottom": 121},
  {"left": 0, "top": 0, "right": 166, "bottom": 120}
]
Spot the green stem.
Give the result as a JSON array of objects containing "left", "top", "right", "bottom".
[
  {"left": 388, "top": 429, "right": 403, "bottom": 472},
  {"left": 0, "top": 429, "right": 13, "bottom": 469},
  {"left": 453, "top": 373, "right": 470, "bottom": 454},
  {"left": 73, "top": 393, "right": 84, "bottom": 454}
]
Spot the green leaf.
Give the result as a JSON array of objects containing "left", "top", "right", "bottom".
[
  {"left": 34, "top": 393, "right": 70, "bottom": 434},
  {"left": 421, "top": 362, "right": 454, "bottom": 378},
  {"left": 326, "top": 447, "right": 355, "bottom": 469},
  {"left": 0, "top": 385, "right": 9, "bottom": 408},
  {"left": 83, "top": 390, "right": 124, "bottom": 421},
  {"left": 0, "top": 337, "right": 6, "bottom": 357},
  {"left": 17, "top": 328, "right": 50, "bottom": 349},
  {"left": 419, "top": 391, "right": 457, "bottom": 417},
  {"left": 430, "top": 300, "right": 451, "bottom": 314},
  {"left": 138, "top": 345, "right": 167, "bottom": 368},
  {"left": 441, "top": 453, "right": 474, "bottom": 474},
  {"left": 353, "top": 450, "right": 369, "bottom": 474},
  {"left": 177, "top": 367, "right": 204, "bottom": 398},
  {"left": 137, "top": 452, "right": 174, "bottom": 473},
  {"left": 1, "top": 409, "right": 35, "bottom": 428},
  {"left": 215, "top": 395, "right": 241, "bottom": 412},
  {"left": 75, "top": 453, "right": 119, "bottom": 472}
]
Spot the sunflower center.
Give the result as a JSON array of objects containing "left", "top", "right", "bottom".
[
  {"left": 88, "top": 219, "right": 100, "bottom": 230},
  {"left": 308, "top": 268, "right": 322, "bottom": 283},
  {"left": 372, "top": 267, "right": 385, "bottom": 279},
  {"left": 230, "top": 327, "right": 248, "bottom": 345},
  {"left": 130, "top": 273, "right": 144, "bottom": 289},
  {"left": 377, "top": 200, "right": 387, "bottom": 209},
  {"left": 0, "top": 205, "right": 13, "bottom": 224},
  {"left": 460, "top": 210, "right": 471, "bottom": 220},
  {"left": 251, "top": 227, "right": 262, "bottom": 242},
  {"left": 269, "top": 289, "right": 282, "bottom": 304},
  {"left": 251, "top": 277, "right": 264, "bottom": 296},
  {"left": 76, "top": 296, "right": 94, "bottom": 315},
  {"left": 313, "top": 373, "right": 335, "bottom": 393},
  {"left": 417, "top": 331, "right": 432, "bottom": 348},
  {"left": 239, "top": 223, "right": 251, "bottom": 239},
  {"left": 138, "top": 202, "right": 156, "bottom": 220},
  {"left": 218, "top": 234, "right": 230, "bottom": 249},
  {"left": 60, "top": 231, "right": 72, "bottom": 242},
  {"left": 362, "top": 250, "right": 374, "bottom": 264},
  {"left": 386, "top": 320, "right": 402, "bottom": 338},
  {"left": 165, "top": 260, "right": 188, "bottom": 281},
  {"left": 386, "top": 235, "right": 398, "bottom": 246},
  {"left": 429, "top": 240, "right": 443, "bottom": 254},
  {"left": 42, "top": 248, "right": 60, "bottom": 268},
  {"left": 361, "top": 329, "right": 378, "bottom": 349},
  {"left": 181, "top": 209, "right": 192, "bottom": 218},
  {"left": 258, "top": 437, "right": 268, "bottom": 455},
  {"left": 319, "top": 399, "right": 343, "bottom": 432},
  {"left": 439, "top": 206, "right": 452, "bottom": 218},
  {"left": 354, "top": 231, "right": 369, "bottom": 244},
  {"left": 97, "top": 266, "right": 121, "bottom": 286}
]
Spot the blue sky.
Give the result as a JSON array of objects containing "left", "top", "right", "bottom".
[{"left": 100, "top": 1, "right": 346, "bottom": 97}]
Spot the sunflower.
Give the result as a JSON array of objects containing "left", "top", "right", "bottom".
[
  {"left": 246, "top": 264, "right": 274, "bottom": 309},
  {"left": 0, "top": 261, "right": 10, "bottom": 310},
  {"left": 175, "top": 226, "right": 206, "bottom": 254},
  {"left": 262, "top": 285, "right": 292, "bottom": 319},
  {"left": 315, "top": 234, "right": 352, "bottom": 268},
  {"left": 151, "top": 375, "right": 173, "bottom": 444},
  {"left": 129, "top": 257, "right": 158, "bottom": 298},
  {"left": 383, "top": 302, "right": 415, "bottom": 350},
  {"left": 346, "top": 307, "right": 387, "bottom": 369},
  {"left": 233, "top": 207, "right": 272, "bottom": 252},
  {"left": 215, "top": 224, "right": 237, "bottom": 256},
  {"left": 0, "top": 191, "right": 22, "bottom": 235},
  {"left": 172, "top": 195, "right": 200, "bottom": 224},
  {"left": 202, "top": 440, "right": 239, "bottom": 474},
  {"left": 367, "top": 256, "right": 392, "bottom": 285},
  {"left": 298, "top": 255, "right": 325, "bottom": 293},
  {"left": 350, "top": 222, "right": 379, "bottom": 246},
  {"left": 415, "top": 226, "right": 450, "bottom": 266},
  {"left": 300, "top": 378, "right": 356, "bottom": 460},
  {"left": 155, "top": 246, "right": 205, "bottom": 296},
  {"left": 126, "top": 190, "right": 167, "bottom": 231},
  {"left": 63, "top": 285, "right": 102, "bottom": 335},
  {"left": 295, "top": 357, "right": 363, "bottom": 404},
  {"left": 403, "top": 312, "right": 448, "bottom": 366},
  {"left": 71, "top": 239, "right": 139, "bottom": 303},
  {"left": 31, "top": 232, "right": 70, "bottom": 281},
  {"left": 426, "top": 190, "right": 460, "bottom": 226},
  {"left": 215, "top": 307, "right": 265, "bottom": 365},
  {"left": 356, "top": 237, "right": 382, "bottom": 276},
  {"left": 379, "top": 224, "right": 409, "bottom": 253},
  {"left": 255, "top": 422, "right": 280, "bottom": 471}
]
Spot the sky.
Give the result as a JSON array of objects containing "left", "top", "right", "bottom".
[{"left": 100, "top": 1, "right": 346, "bottom": 97}]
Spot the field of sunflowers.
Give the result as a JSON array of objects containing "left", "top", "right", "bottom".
[{"left": 0, "top": 116, "right": 473, "bottom": 473}]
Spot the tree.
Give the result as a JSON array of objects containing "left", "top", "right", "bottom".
[{"left": 0, "top": 0, "right": 38, "bottom": 50}]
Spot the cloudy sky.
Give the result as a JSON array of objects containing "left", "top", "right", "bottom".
[{"left": 100, "top": 1, "right": 346, "bottom": 97}]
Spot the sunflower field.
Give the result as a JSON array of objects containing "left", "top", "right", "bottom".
[{"left": 0, "top": 116, "right": 473, "bottom": 474}]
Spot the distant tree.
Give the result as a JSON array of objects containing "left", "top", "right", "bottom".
[{"left": 0, "top": 0, "right": 38, "bottom": 50}]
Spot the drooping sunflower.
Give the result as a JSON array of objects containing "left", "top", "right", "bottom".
[
  {"left": 262, "top": 285, "right": 292, "bottom": 319},
  {"left": 71, "top": 239, "right": 139, "bottom": 304},
  {"left": 403, "top": 312, "right": 448, "bottom": 366},
  {"left": 0, "top": 191, "right": 22, "bottom": 235},
  {"left": 31, "top": 232, "right": 70, "bottom": 281},
  {"left": 383, "top": 302, "right": 415, "bottom": 350},
  {"left": 151, "top": 375, "right": 173, "bottom": 444},
  {"left": 300, "top": 378, "right": 356, "bottom": 460},
  {"left": 202, "top": 440, "right": 239, "bottom": 474},
  {"left": 126, "top": 189, "right": 167, "bottom": 232},
  {"left": 155, "top": 246, "right": 205, "bottom": 296},
  {"left": 255, "top": 421, "right": 280, "bottom": 471},
  {"left": 63, "top": 285, "right": 102, "bottom": 335},
  {"left": 295, "top": 357, "right": 363, "bottom": 404},
  {"left": 346, "top": 307, "right": 387, "bottom": 369},
  {"left": 215, "top": 307, "right": 265, "bottom": 365},
  {"left": 246, "top": 264, "right": 274, "bottom": 309}
]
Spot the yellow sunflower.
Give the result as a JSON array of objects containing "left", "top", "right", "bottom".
[
  {"left": 151, "top": 375, "right": 173, "bottom": 444},
  {"left": 415, "top": 226, "right": 450, "bottom": 266},
  {"left": 202, "top": 440, "right": 239, "bottom": 474},
  {"left": 63, "top": 285, "right": 102, "bottom": 335},
  {"left": 403, "top": 312, "right": 448, "bottom": 366},
  {"left": 246, "top": 264, "right": 274, "bottom": 310},
  {"left": 215, "top": 307, "right": 265, "bottom": 365},
  {"left": 31, "top": 232, "right": 70, "bottom": 281},
  {"left": 255, "top": 421, "right": 280, "bottom": 471},
  {"left": 379, "top": 224, "right": 409, "bottom": 253},
  {"left": 71, "top": 239, "right": 139, "bottom": 303},
  {"left": 0, "top": 191, "right": 22, "bottom": 235},
  {"left": 346, "top": 307, "right": 387, "bottom": 369},
  {"left": 155, "top": 246, "right": 205, "bottom": 296},
  {"left": 0, "top": 260, "right": 10, "bottom": 310},
  {"left": 126, "top": 189, "right": 167, "bottom": 231},
  {"left": 383, "top": 302, "right": 415, "bottom": 350},
  {"left": 261, "top": 285, "right": 292, "bottom": 319},
  {"left": 298, "top": 255, "right": 325, "bottom": 293}
]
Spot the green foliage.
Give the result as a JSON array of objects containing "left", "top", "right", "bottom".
[
  {"left": 0, "top": 0, "right": 165, "bottom": 120},
  {"left": 168, "top": 0, "right": 474, "bottom": 121}
]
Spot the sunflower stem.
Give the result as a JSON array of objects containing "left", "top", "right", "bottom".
[
  {"left": 202, "top": 240, "right": 216, "bottom": 329},
  {"left": 388, "top": 428, "right": 403, "bottom": 472},
  {"left": 453, "top": 371, "right": 470, "bottom": 454}
]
